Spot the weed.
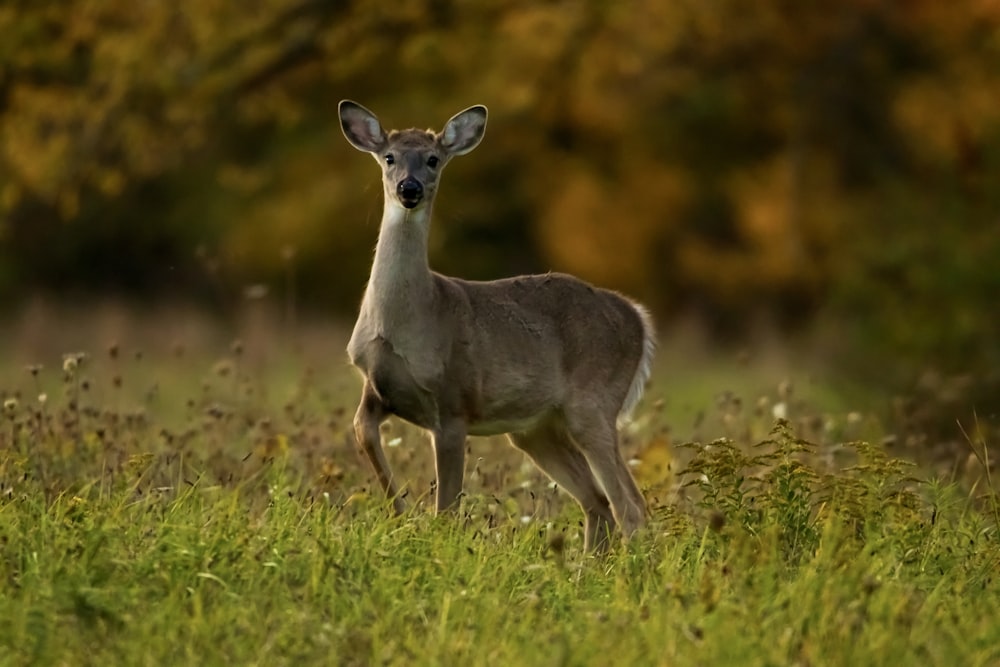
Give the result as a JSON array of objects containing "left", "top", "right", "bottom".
[{"left": 0, "top": 330, "right": 996, "bottom": 665}]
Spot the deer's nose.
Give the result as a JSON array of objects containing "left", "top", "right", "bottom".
[{"left": 397, "top": 178, "right": 423, "bottom": 208}]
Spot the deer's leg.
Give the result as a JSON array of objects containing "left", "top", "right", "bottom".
[
  {"left": 565, "top": 409, "right": 647, "bottom": 539},
  {"left": 353, "top": 381, "right": 406, "bottom": 514},
  {"left": 509, "top": 422, "right": 616, "bottom": 553},
  {"left": 432, "top": 419, "right": 468, "bottom": 512}
]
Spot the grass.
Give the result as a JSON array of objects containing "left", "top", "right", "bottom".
[{"left": 0, "top": 308, "right": 998, "bottom": 666}]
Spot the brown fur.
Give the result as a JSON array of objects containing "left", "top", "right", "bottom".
[{"left": 339, "top": 100, "right": 655, "bottom": 552}]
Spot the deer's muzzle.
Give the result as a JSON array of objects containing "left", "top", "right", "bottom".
[{"left": 397, "top": 178, "right": 423, "bottom": 208}]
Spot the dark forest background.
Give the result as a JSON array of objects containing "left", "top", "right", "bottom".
[{"left": 1, "top": 0, "right": 998, "bottom": 408}]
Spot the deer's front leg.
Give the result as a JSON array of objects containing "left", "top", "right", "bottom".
[
  {"left": 353, "top": 382, "right": 406, "bottom": 514},
  {"left": 432, "top": 419, "right": 467, "bottom": 512}
]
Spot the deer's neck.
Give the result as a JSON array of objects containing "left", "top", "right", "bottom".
[{"left": 361, "top": 202, "right": 435, "bottom": 332}]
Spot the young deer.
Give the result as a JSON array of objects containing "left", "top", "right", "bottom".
[{"left": 339, "top": 100, "right": 656, "bottom": 552}]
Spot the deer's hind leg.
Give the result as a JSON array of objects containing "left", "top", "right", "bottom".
[
  {"left": 508, "top": 419, "right": 616, "bottom": 552},
  {"left": 564, "top": 405, "right": 647, "bottom": 539}
]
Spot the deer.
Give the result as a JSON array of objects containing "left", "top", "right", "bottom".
[{"left": 338, "top": 100, "right": 656, "bottom": 552}]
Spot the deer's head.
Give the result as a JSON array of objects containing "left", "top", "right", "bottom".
[{"left": 339, "top": 101, "right": 487, "bottom": 211}]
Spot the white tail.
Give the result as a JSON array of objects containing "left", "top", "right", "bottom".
[{"left": 339, "top": 100, "right": 656, "bottom": 552}]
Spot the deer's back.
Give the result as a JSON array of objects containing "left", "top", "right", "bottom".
[
  {"left": 449, "top": 272, "right": 643, "bottom": 350},
  {"left": 437, "top": 272, "right": 647, "bottom": 431}
]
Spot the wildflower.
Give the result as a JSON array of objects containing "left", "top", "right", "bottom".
[
  {"left": 37, "top": 393, "right": 47, "bottom": 404},
  {"left": 63, "top": 355, "right": 78, "bottom": 374},
  {"left": 3, "top": 398, "right": 17, "bottom": 415}
]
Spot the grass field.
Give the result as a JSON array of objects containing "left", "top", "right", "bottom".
[{"left": 0, "top": 306, "right": 998, "bottom": 666}]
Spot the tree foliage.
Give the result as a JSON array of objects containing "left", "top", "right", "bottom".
[{"left": 0, "top": 0, "right": 998, "bottom": 368}]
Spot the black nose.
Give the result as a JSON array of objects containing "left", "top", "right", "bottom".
[{"left": 397, "top": 178, "right": 423, "bottom": 207}]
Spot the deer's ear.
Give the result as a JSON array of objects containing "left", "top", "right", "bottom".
[
  {"left": 440, "top": 105, "right": 487, "bottom": 156},
  {"left": 339, "top": 100, "right": 387, "bottom": 153}
]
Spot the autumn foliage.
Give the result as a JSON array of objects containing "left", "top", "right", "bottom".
[{"left": 0, "top": 0, "right": 998, "bottom": 370}]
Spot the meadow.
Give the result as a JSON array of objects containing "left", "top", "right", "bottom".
[{"left": 0, "top": 304, "right": 997, "bottom": 666}]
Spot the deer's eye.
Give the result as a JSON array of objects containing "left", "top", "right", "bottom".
[
  {"left": 384, "top": 154, "right": 395, "bottom": 165},
  {"left": 427, "top": 155, "right": 440, "bottom": 168}
]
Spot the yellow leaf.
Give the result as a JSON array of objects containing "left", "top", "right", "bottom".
[{"left": 633, "top": 436, "right": 674, "bottom": 488}]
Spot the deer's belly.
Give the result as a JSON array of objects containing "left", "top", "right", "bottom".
[{"left": 466, "top": 414, "right": 548, "bottom": 436}]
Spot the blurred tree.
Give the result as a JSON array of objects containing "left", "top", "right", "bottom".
[{"left": 0, "top": 0, "right": 997, "bottom": 379}]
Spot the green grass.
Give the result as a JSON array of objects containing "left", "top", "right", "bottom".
[{"left": 0, "top": 316, "right": 998, "bottom": 666}]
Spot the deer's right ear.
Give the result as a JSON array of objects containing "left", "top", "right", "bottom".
[{"left": 339, "top": 100, "right": 387, "bottom": 154}]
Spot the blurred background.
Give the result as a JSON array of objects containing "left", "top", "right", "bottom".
[{"left": 0, "top": 0, "right": 997, "bottom": 437}]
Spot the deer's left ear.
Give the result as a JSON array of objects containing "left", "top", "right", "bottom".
[{"left": 440, "top": 105, "right": 487, "bottom": 156}]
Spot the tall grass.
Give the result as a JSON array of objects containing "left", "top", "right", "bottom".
[{"left": 0, "top": 318, "right": 997, "bottom": 665}]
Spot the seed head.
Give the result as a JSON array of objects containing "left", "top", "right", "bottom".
[
  {"left": 777, "top": 379, "right": 793, "bottom": 399},
  {"left": 213, "top": 359, "right": 233, "bottom": 378},
  {"left": 62, "top": 352, "right": 87, "bottom": 375}
]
